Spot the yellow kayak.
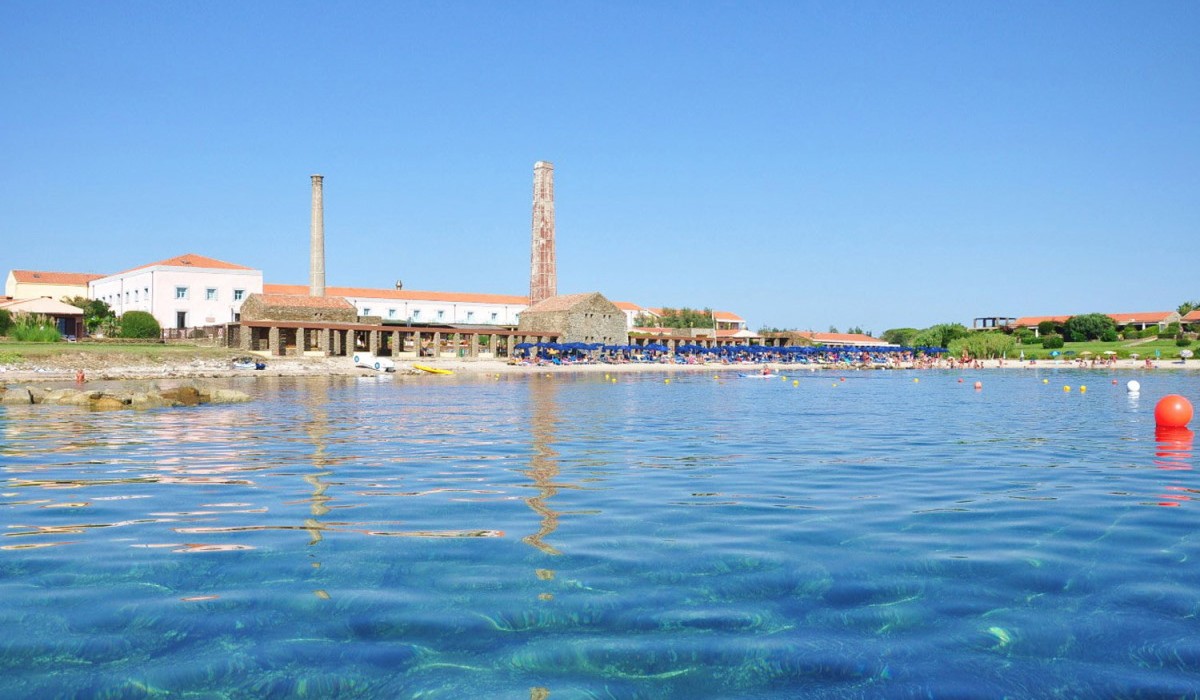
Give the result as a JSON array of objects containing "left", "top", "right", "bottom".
[{"left": 413, "top": 364, "right": 454, "bottom": 375}]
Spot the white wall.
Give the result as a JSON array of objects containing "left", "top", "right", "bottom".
[
  {"left": 345, "top": 295, "right": 524, "bottom": 326},
  {"left": 91, "top": 266, "right": 263, "bottom": 329}
]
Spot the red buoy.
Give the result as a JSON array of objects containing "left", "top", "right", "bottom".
[{"left": 1155, "top": 395, "right": 1194, "bottom": 428}]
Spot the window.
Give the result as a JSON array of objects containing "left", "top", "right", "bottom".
[
  {"left": 125, "top": 292, "right": 130, "bottom": 302},
  {"left": 144, "top": 287, "right": 149, "bottom": 298},
  {"left": 133, "top": 290, "right": 139, "bottom": 302},
  {"left": 388, "top": 308, "right": 396, "bottom": 318},
  {"left": 412, "top": 310, "right": 421, "bottom": 320},
  {"left": 491, "top": 312, "right": 498, "bottom": 322},
  {"left": 362, "top": 307, "right": 371, "bottom": 316},
  {"left": 437, "top": 310, "right": 445, "bottom": 320},
  {"left": 233, "top": 289, "right": 244, "bottom": 301},
  {"left": 466, "top": 311, "right": 475, "bottom": 321},
  {"left": 205, "top": 288, "right": 217, "bottom": 301},
  {"left": 175, "top": 286, "right": 188, "bottom": 300}
]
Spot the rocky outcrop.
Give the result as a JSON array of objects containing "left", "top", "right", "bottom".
[{"left": 0, "top": 381, "right": 251, "bottom": 410}]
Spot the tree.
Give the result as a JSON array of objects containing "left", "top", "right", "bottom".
[
  {"left": 1064, "top": 313, "right": 1117, "bottom": 342},
  {"left": 828, "top": 325, "right": 839, "bottom": 334},
  {"left": 1037, "top": 320, "right": 1058, "bottom": 337},
  {"left": 62, "top": 296, "right": 115, "bottom": 334},
  {"left": 948, "top": 332, "right": 1016, "bottom": 359},
  {"left": 912, "top": 323, "right": 970, "bottom": 349},
  {"left": 119, "top": 311, "right": 161, "bottom": 339},
  {"left": 1177, "top": 300, "right": 1200, "bottom": 316},
  {"left": 1041, "top": 333, "right": 1064, "bottom": 349},
  {"left": 881, "top": 328, "right": 919, "bottom": 346},
  {"left": 0, "top": 309, "right": 12, "bottom": 336},
  {"left": 647, "top": 307, "right": 715, "bottom": 329}
]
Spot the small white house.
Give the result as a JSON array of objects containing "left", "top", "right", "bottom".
[{"left": 89, "top": 253, "right": 263, "bottom": 330}]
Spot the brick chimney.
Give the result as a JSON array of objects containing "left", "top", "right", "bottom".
[{"left": 529, "top": 161, "right": 556, "bottom": 305}]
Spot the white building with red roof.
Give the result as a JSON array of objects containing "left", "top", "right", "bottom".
[
  {"left": 263, "top": 283, "right": 528, "bottom": 326},
  {"left": 5, "top": 269, "right": 103, "bottom": 301},
  {"left": 1011, "top": 311, "right": 1180, "bottom": 335},
  {"left": 88, "top": 253, "right": 264, "bottom": 330}
]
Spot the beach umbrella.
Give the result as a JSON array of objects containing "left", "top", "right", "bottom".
[
  {"left": 1130, "top": 353, "right": 1140, "bottom": 359},
  {"left": 1103, "top": 351, "right": 1117, "bottom": 355},
  {"left": 1182, "top": 349, "right": 1194, "bottom": 358},
  {"left": 1050, "top": 351, "right": 1061, "bottom": 357},
  {"left": 1080, "top": 351, "right": 1093, "bottom": 356}
]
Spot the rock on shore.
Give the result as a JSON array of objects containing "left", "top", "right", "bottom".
[{"left": 0, "top": 381, "right": 251, "bottom": 410}]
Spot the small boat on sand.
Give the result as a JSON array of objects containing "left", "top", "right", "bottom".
[{"left": 413, "top": 364, "right": 453, "bottom": 375}]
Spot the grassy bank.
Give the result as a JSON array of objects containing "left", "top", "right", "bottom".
[
  {"left": 0, "top": 341, "right": 234, "bottom": 365},
  {"left": 1009, "top": 337, "right": 1190, "bottom": 360}
]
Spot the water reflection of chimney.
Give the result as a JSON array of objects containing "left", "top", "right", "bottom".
[
  {"left": 523, "top": 379, "right": 563, "bottom": 556},
  {"left": 304, "top": 380, "right": 334, "bottom": 547}
]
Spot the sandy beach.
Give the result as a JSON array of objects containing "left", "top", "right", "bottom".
[{"left": 1, "top": 351, "right": 1196, "bottom": 385}]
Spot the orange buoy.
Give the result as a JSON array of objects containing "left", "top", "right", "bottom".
[{"left": 1155, "top": 395, "right": 1194, "bottom": 428}]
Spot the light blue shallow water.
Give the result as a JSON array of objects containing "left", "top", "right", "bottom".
[{"left": 2, "top": 369, "right": 1198, "bottom": 698}]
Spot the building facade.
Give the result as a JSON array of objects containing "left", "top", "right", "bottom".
[
  {"left": 517, "top": 292, "right": 628, "bottom": 345},
  {"left": 264, "top": 284, "right": 528, "bottom": 326},
  {"left": 89, "top": 254, "right": 263, "bottom": 330}
]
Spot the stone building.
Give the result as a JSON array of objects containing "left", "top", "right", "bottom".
[
  {"left": 517, "top": 292, "right": 628, "bottom": 345},
  {"left": 239, "top": 293, "right": 357, "bottom": 324},
  {"left": 237, "top": 292, "right": 359, "bottom": 356}
]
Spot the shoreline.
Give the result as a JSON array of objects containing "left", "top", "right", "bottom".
[{"left": 2, "top": 354, "right": 1197, "bottom": 385}]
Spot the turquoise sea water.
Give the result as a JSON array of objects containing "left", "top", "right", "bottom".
[{"left": 2, "top": 369, "right": 1198, "bottom": 698}]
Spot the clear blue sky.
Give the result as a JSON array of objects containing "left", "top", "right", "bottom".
[{"left": 3, "top": 1, "right": 1197, "bottom": 334}]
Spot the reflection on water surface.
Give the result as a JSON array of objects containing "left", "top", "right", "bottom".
[{"left": 1, "top": 371, "right": 1198, "bottom": 697}]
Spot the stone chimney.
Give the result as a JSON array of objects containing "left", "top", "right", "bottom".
[
  {"left": 529, "top": 161, "right": 556, "bottom": 306},
  {"left": 309, "top": 174, "right": 325, "bottom": 297}
]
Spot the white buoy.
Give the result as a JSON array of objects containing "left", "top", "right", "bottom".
[{"left": 1127, "top": 380, "right": 1141, "bottom": 393}]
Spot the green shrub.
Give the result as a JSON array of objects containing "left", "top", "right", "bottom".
[
  {"left": 0, "top": 309, "right": 12, "bottom": 335},
  {"left": 1037, "top": 321, "right": 1058, "bottom": 337},
  {"left": 11, "top": 314, "right": 61, "bottom": 342},
  {"left": 119, "top": 311, "right": 162, "bottom": 339},
  {"left": 1041, "top": 333, "right": 1064, "bottom": 349},
  {"left": 1013, "top": 328, "right": 1035, "bottom": 344},
  {"left": 1177, "top": 337, "right": 1193, "bottom": 347},
  {"left": 1100, "top": 329, "right": 1118, "bottom": 342}
]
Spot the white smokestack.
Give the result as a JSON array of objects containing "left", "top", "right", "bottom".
[{"left": 309, "top": 174, "right": 325, "bottom": 297}]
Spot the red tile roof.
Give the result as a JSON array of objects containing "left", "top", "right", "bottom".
[
  {"left": 10, "top": 270, "right": 103, "bottom": 285},
  {"left": 793, "top": 331, "right": 888, "bottom": 345},
  {"left": 1183, "top": 309, "right": 1200, "bottom": 323},
  {"left": 1107, "top": 311, "right": 1176, "bottom": 325},
  {"left": 1014, "top": 312, "right": 1178, "bottom": 327},
  {"left": 712, "top": 310, "right": 743, "bottom": 322},
  {"left": 264, "top": 283, "right": 528, "bottom": 305},
  {"left": 1012, "top": 315, "right": 1071, "bottom": 327},
  {"left": 118, "top": 253, "right": 256, "bottom": 275},
  {"left": 612, "top": 301, "right": 644, "bottom": 312}
]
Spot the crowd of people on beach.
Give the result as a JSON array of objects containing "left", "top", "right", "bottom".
[{"left": 510, "top": 343, "right": 948, "bottom": 369}]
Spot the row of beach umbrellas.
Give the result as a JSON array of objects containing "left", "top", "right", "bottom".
[{"left": 514, "top": 342, "right": 947, "bottom": 356}]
